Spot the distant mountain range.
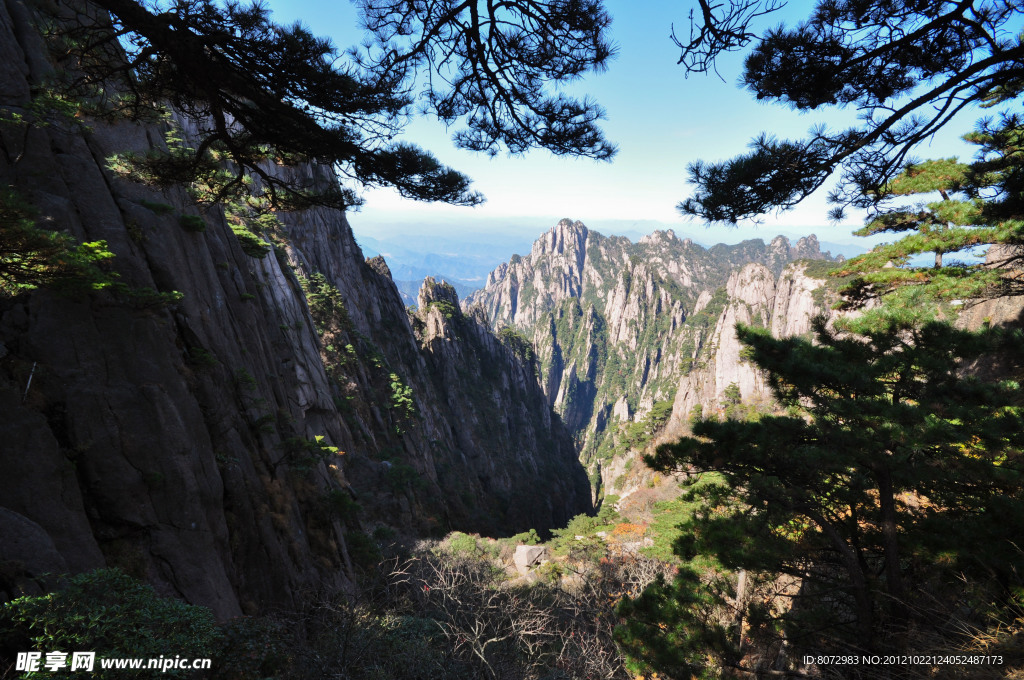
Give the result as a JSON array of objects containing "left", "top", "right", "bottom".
[
  {"left": 464, "top": 219, "right": 844, "bottom": 497},
  {"left": 356, "top": 226, "right": 867, "bottom": 307},
  {"left": 357, "top": 233, "right": 534, "bottom": 305}
]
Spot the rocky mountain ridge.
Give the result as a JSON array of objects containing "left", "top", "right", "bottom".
[
  {"left": 466, "top": 219, "right": 838, "bottom": 494},
  {"left": 0, "top": 0, "right": 589, "bottom": 617},
  {"left": 469, "top": 219, "right": 830, "bottom": 328}
]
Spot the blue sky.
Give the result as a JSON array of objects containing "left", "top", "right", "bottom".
[{"left": 266, "top": 0, "right": 990, "bottom": 249}]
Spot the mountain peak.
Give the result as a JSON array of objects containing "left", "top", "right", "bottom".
[
  {"left": 418, "top": 276, "right": 461, "bottom": 309},
  {"left": 366, "top": 254, "right": 393, "bottom": 279},
  {"left": 638, "top": 229, "right": 679, "bottom": 246},
  {"left": 793, "top": 234, "right": 822, "bottom": 259},
  {"left": 534, "top": 219, "right": 590, "bottom": 259},
  {"left": 555, "top": 217, "right": 588, "bottom": 233}
]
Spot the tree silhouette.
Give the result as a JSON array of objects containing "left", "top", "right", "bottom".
[
  {"left": 55, "top": 0, "right": 616, "bottom": 210},
  {"left": 356, "top": 0, "right": 617, "bottom": 160},
  {"left": 675, "top": 1, "right": 1024, "bottom": 223}
]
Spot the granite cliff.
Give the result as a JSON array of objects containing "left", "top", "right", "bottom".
[
  {"left": 664, "top": 260, "right": 838, "bottom": 431},
  {"left": 467, "top": 219, "right": 838, "bottom": 494},
  {"left": 0, "top": 0, "right": 589, "bottom": 617}
]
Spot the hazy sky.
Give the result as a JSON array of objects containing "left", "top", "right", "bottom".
[{"left": 267, "top": 0, "right": 990, "bottom": 247}]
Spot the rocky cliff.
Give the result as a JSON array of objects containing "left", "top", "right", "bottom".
[
  {"left": 466, "top": 219, "right": 836, "bottom": 492},
  {"left": 665, "top": 261, "right": 836, "bottom": 430},
  {"left": 0, "top": 0, "right": 589, "bottom": 617}
]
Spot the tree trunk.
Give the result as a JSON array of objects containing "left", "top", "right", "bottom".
[
  {"left": 804, "top": 508, "right": 874, "bottom": 647},
  {"left": 877, "top": 468, "right": 906, "bottom": 614},
  {"left": 734, "top": 569, "right": 747, "bottom": 651}
]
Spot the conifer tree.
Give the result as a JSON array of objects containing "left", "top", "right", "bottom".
[
  {"left": 675, "top": 1, "right": 1024, "bottom": 223},
  {"left": 617, "top": 316, "right": 1024, "bottom": 677},
  {"left": 837, "top": 114, "right": 1024, "bottom": 306},
  {"left": 44, "top": 0, "right": 616, "bottom": 211}
]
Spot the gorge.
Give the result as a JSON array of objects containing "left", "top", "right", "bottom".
[
  {"left": 0, "top": 1, "right": 861, "bottom": 607},
  {"left": 0, "top": 0, "right": 591, "bottom": 616}
]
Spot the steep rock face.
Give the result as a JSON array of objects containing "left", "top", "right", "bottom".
[
  {"left": 668, "top": 262, "right": 835, "bottom": 427},
  {"left": 407, "top": 279, "right": 591, "bottom": 532},
  {"left": 467, "top": 219, "right": 833, "bottom": 484},
  {"left": 710, "top": 263, "right": 776, "bottom": 403},
  {"left": 0, "top": 0, "right": 588, "bottom": 615},
  {"left": 476, "top": 219, "right": 593, "bottom": 329},
  {"left": 771, "top": 263, "right": 825, "bottom": 338}
]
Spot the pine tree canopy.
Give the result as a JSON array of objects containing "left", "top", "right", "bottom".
[
  {"left": 59, "top": 0, "right": 616, "bottom": 210},
  {"left": 675, "top": 0, "right": 1024, "bottom": 224},
  {"left": 355, "top": 0, "right": 616, "bottom": 160},
  {"left": 835, "top": 114, "right": 1024, "bottom": 306},
  {"left": 617, "top": 318, "right": 1024, "bottom": 675}
]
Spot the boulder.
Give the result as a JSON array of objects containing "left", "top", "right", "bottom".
[
  {"left": 0, "top": 507, "right": 69, "bottom": 600},
  {"left": 513, "top": 544, "right": 547, "bottom": 575}
]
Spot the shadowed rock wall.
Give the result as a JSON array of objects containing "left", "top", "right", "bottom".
[{"left": 0, "top": 0, "right": 589, "bottom": 616}]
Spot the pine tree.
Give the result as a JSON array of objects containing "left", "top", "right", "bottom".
[
  {"left": 674, "top": 1, "right": 1024, "bottom": 223},
  {"left": 40, "top": 0, "right": 616, "bottom": 211},
  {"left": 617, "top": 317, "right": 1024, "bottom": 677},
  {"left": 836, "top": 115, "right": 1024, "bottom": 306}
]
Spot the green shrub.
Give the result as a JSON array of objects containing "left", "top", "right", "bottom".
[
  {"left": 444, "top": 531, "right": 481, "bottom": 557},
  {"left": 187, "top": 346, "right": 218, "bottom": 368},
  {"left": 323, "top": 489, "right": 361, "bottom": 521},
  {"left": 3, "top": 569, "right": 219, "bottom": 677},
  {"left": 372, "top": 525, "right": 397, "bottom": 542},
  {"left": 478, "top": 539, "right": 502, "bottom": 560},
  {"left": 139, "top": 199, "right": 175, "bottom": 215},
  {"left": 388, "top": 373, "right": 416, "bottom": 423},
  {"left": 426, "top": 299, "right": 458, "bottom": 320},
  {"left": 230, "top": 224, "right": 270, "bottom": 258},
  {"left": 497, "top": 326, "right": 535, "bottom": 363},
  {"left": 299, "top": 272, "right": 351, "bottom": 332},
  {"left": 641, "top": 474, "right": 725, "bottom": 564},
  {"left": 549, "top": 505, "right": 620, "bottom": 560},
  {"left": 275, "top": 435, "right": 340, "bottom": 471},
  {"left": 117, "top": 285, "right": 183, "bottom": 309},
  {"left": 1, "top": 188, "right": 117, "bottom": 297},
  {"left": 345, "top": 531, "right": 382, "bottom": 570},
  {"left": 509, "top": 528, "right": 541, "bottom": 546},
  {"left": 384, "top": 462, "right": 424, "bottom": 492},
  {"left": 178, "top": 214, "right": 206, "bottom": 232},
  {"left": 252, "top": 413, "right": 275, "bottom": 434},
  {"left": 234, "top": 367, "right": 257, "bottom": 390},
  {"left": 214, "top": 616, "right": 291, "bottom": 680},
  {"left": 310, "top": 611, "right": 448, "bottom": 680}
]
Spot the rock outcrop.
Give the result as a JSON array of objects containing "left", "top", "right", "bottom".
[
  {"left": 666, "top": 261, "right": 833, "bottom": 429},
  {"left": 513, "top": 545, "right": 548, "bottom": 575},
  {"left": 0, "top": 0, "right": 589, "bottom": 615},
  {"left": 467, "top": 219, "right": 836, "bottom": 494}
]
